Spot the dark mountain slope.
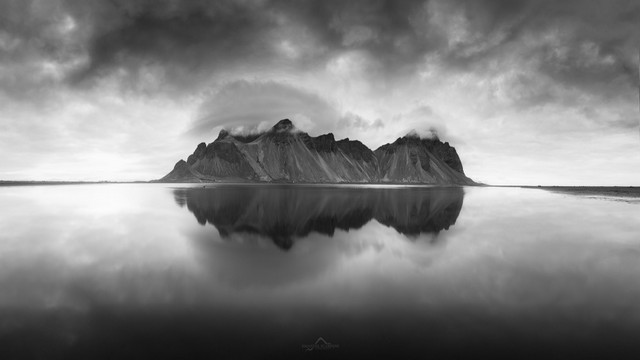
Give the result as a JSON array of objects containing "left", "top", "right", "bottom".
[
  {"left": 160, "top": 119, "right": 474, "bottom": 184},
  {"left": 375, "top": 133, "right": 472, "bottom": 184}
]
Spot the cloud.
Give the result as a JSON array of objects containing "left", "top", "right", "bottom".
[
  {"left": 191, "top": 80, "right": 342, "bottom": 138},
  {"left": 0, "top": 0, "right": 638, "bottom": 184},
  {"left": 0, "top": 0, "right": 87, "bottom": 102},
  {"left": 439, "top": 0, "right": 640, "bottom": 94},
  {"left": 384, "top": 105, "right": 460, "bottom": 144},
  {"left": 339, "top": 112, "right": 384, "bottom": 130},
  {"left": 68, "top": 1, "right": 279, "bottom": 91},
  {"left": 4, "top": 0, "right": 637, "bottom": 106}
]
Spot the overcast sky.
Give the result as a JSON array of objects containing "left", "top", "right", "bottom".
[{"left": 1, "top": 0, "right": 638, "bottom": 185}]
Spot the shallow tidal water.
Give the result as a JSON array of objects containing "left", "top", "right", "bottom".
[{"left": 0, "top": 184, "right": 639, "bottom": 359}]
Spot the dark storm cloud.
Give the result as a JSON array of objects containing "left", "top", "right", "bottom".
[
  {"left": 0, "top": 0, "right": 83, "bottom": 101},
  {"left": 67, "top": 0, "right": 280, "bottom": 90},
  {"left": 66, "top": 0, "right": 436, "bottom": 89},
  {"left": 432, "top": 0, "right": 640, "bottom": 97},
  {"left": 0, "top": 0, "right": 440, "bottom": 94},
  {"left": 3, "top": 0, "right": 637, "bottom": 100}
]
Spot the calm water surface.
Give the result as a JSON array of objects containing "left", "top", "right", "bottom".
[{"left": 0, "top": 184, "right": 639, "bottom": 359}]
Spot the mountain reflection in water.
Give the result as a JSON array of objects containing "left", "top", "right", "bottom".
[
  {"left": 173, "top": 185, "right": 464, "bottom": 250},
  {"left": 2, "top": 185, "right": 640, "bottom": 359}
]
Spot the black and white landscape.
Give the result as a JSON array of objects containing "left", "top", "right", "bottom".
[
  {"left": 161, "top": 119, "right": 474, "bottom": 184},
  {"left": 1, "top": 1, "right": 639, "bottom": 359}
]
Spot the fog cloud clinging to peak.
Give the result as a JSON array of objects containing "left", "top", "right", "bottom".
[{"left": 0, "top": 0, "right": 638, "bottom": 184}]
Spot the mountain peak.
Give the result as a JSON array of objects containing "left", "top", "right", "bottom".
[
  {"left": 160, "top": 119, "right": 473, "bottom": 185},
  {"left": 405, "top": 130, "right": 420, "bottom": 139},
  {"left": 272, "top": 119, "right": 294, "bottom": 132},
  {"left": 405, "top": 129, "right": 439, "bottom": 141},
  {"left": 217, "top": 129, "right": 230, "bottom": 140}
]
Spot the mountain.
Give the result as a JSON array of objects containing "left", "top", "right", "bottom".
[
  {"left": 173, "top": 186, "right": 464, "bottom": 250},
  {"left": 160, "top": 119, "right": 474, "bottom": 184},
  {"left": 375, "top": 131, "right": 470, "bottom": 184}
]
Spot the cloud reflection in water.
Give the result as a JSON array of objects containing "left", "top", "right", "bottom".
[{"left": 171, "top": 185, "right": 464, "bottom": 291}]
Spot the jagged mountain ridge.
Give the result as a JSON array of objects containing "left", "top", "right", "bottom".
[
  {"left": 173, "top": 186, "right": 464, "bottom": 250},
  {"left": 161, "top": 119, "right": 474, "bottom": 184}
]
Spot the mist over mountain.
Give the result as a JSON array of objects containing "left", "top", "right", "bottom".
[{"left": 161, "top": 119, "right": 474, "bottom": 185}]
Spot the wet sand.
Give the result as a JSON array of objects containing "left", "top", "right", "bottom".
[{"left": 528, "top": 186, "right": 640, "bottom": 198}]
